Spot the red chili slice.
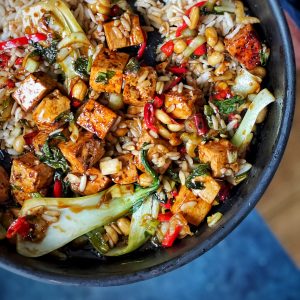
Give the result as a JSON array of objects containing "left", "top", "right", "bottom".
[
  {"left": 161, "top": 40, "right": 175, "bottom": 57},
  {"left": 53, "top": 179, "right": 63, "bottom": 198},
  {"left": 162, "top": 225, "right": 182, "bottom": 247},
  {"left": 153, "top": 95, "right": 164, "bottom": 108},
  {"left": 193, "top": 113, "right": 209, "bottom": 136},
  {"left": 144, "top": 102, "right": 158, "bottom": 132},
  {"left": 158, "top": 212, "right": 173, "bottom": 222},
  {"left": 137, "top": 30, "right": 147, "bottom": 60},
  {"left": 6, "top": 217, "right": 31, "bottom": 239}
]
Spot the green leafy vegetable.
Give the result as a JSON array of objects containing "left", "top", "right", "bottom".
[
  {"left": 86, "top": 227, "right": 110, "bottom": 254},
  {"left": 95, "top": 70, "right": 116, "bottom": 84},
  {"left": 73, "top": 56, "right": 91, "bottom": 78},
  {"left": 186, "top": 164, "right": 210, "bottom": 190},
  {"left": 17, "top": 146, "right": 160, "bottom": 257},
  {"left": 212, "top": 96, "right": 245, "bottom": 115},
  {"left": 165, "top": 167, "right": 180, "bottom": 183},
  {"left": 37, "top": 133, "right": 69, "bottom": 173},
  {"left": 124, "top": 57, "right": 141, "bottom": 74},
  {"left": 31, "top": 40, "right": 58, "bottom": 65}
]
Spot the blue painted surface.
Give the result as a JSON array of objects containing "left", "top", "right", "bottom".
[{"left": 0, "top": 211, "right": 299, "bottom": 300}]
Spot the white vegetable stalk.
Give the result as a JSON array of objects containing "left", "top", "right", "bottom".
[{"left": 231, "top": 89, "right": 275, "bottom": 148}]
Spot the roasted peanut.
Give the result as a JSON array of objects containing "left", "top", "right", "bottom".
[
  {"left": 205, "top": 27, "right": 218, "bottom": 47},
  {"left": 189, "top": 7, "right": 200, "bottom": 30},
  {"left": 208, "top": 51, "right": 224, "bottom": 66},
  {"left": 174, "top": 40, "right": 187, "bottom": 54}
]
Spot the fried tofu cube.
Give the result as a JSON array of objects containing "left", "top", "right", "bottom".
[
  {"left": 192, "top": 175, "right": 221, "bottom": 204},
  {"left": 10, "top": 152, "right": 54, "bottom": 204},
  {"left": 164, "top": 88, "right": 202, "bottom": 119},
  {"left": 110, "top": 154, "right": 138, "bottom": 184},
  {"left": 123, "top": 67, "right": 157, "bottom": 107},
  {"left": 69, "top": 168, "right": 111, "bottom": 196},
  {"left": 199, "top": 139, "right": 238, "bottom": 177},
  {"left": 104, "top": 14, "right": 145, "bottom": 50},
  {"left": 58, "top": 131, "right": 105, "bottom": 173},
  {"left": 225, "top": 24, "right": 262, "bottom": 70},
  {"left": 76, "top": 99, "right": 117, "bottom": 139},
  {"left": 32, "top": 89, "right": 70, "bottom": 131},
  {"left": 90, "top": 48, "right": 129, "bottom": 93},
  {"left": 0, "top": 166, "right": 10, "bottom": 203},
  {"left": 12, "top": 72, "right": 56, "bottom": 112},
  {"left": 171, "top": 185, "right": 212, "bottom": 226}
]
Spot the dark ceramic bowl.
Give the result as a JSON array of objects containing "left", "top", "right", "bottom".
[{"left": 0, "top": 0, "right": 295, "bottom": 286}]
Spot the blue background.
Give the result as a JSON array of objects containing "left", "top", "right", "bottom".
[{"left": 0, "top": 211, "right": 299, "bottom": 300}]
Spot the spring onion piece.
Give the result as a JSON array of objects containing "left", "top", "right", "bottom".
[
  {"left": 207, "top": 212, "right": 223, "bottom": 227},
  {"left": 57, "top": 32, "right": 91, "bottom": 50},
  {"left": 231, "top": 89, "right": 275, "bottom": 148},
  {"left": 182, "top": 35, "right": 206, "bottom": 58},
  {"left": 17, "top": 146, "right": 160, "bottom": 257},
  {"left": 24, "top": 57, "right": 40, "bottom": 73}
]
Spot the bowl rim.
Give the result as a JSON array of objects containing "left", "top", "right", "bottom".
[{"left": 0, "top": 0, "right": 296, "bottom": 286}]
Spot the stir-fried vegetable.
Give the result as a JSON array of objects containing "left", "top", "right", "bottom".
[
  {"left": 212, "top": 96, "right": 245, "bottom": 115},
  {"left": 16, "top": 147, "right": 160, "bottom": 257},
  {"left": 23, "top": 0, "right": 93, "bottom": 90},
  {"left": 231, "top": 89, "right": 275, "bottom": 148}
]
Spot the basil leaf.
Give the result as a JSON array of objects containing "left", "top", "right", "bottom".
[{"left": 186, "top": 164, "right": 210, "bottom": 190}]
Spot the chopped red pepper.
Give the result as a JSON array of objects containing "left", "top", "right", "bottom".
[
  {"left": 144, "top": 102, "right": 158, "bottom": 132},
  {"left": 162, "top": 225, "right": 182, "bottom": 247},
  {"left": 23, "top": 131, "right": 39, "bottom": 145},
  {"left": 160, "top": 198, "right": 172, "bottom": 209},
  {"left": 214, "top": 87, "right": 232, "bottom": 100},
  {"left": 171, "top": 190, "right": 178, "bottom": 198},
  {"left": 218, "top": 183, "right": 231, "bottom": 202},
  {"left": 137, "top": 30, "right": 147, "bottom": 60},
  {"left": 0, "top": 33, "right": 47, "bottom": 51},
  {"left": 193, "top": 113, "right": 209, "bottom": 136},
  {"left": 71, "top": 99, "right": 82, "bottom": 108},
  {"left": 53, "top": 179, "right": 63, "bottom": 198},
  {"left": 179, "top": 145, "right": 187, "bottom": 155},
  {"left": 0, "top": 54, "right": 10, "bottom": 68},
  {"left": 6, "top": 217, "right": 31, "bottom": 239},
  {"left": 185, "top": 1, "right": 207, "bottom": 15},
  {"left": 175, "top": 22, "right": 188, "bottom": 37},
  {"left": 161, "top": 40, "right": 175, "bottom": 57},
  {"left": 6, "top": 79, "right": 15, "bottom": 89},
  {"left": 15, "top": 57, "right": 23, "bottom": 65},
  {"left": 169, "top": 65, "right": 188, "bottom": 74},
  {"left": 158, "top": 212, "right": 173, "bottom": 222},
  {"left": 194, "top": 43, "right": 207, "bottom": 56},
  {"left": 153, "top": 95, "right": 164, "bottom": 108},
  {"left": 163, "top": 76, "right": 182, "bottom": 92}
]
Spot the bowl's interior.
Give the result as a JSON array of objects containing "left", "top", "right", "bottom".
[{"left": 0, "top": 0, "right": 295, "bottom": 286}]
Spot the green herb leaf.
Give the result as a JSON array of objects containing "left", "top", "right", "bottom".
[
  {"left": 37, "top": 134, "right": 69, "bottom": 173},
  {"left": 95, "top": 70, "right": 116, "bottom": 84},
  {"left": 212, "top": 96, "right": 245, "bottom": 115},
  {"left": 73, "top": 57, "right": 91, "bottom": 78},
  {"left": 165, "top": 168, "right": 180, "bottom": 183},
  {"left": 124, "top": 58, "right": 140, "bottom": 74},
  {"left": 186, "top": 164, "right": 210, "bottom": 190},
  {"left": 30, "top": 40, "right": 58, "bottom": 65}
]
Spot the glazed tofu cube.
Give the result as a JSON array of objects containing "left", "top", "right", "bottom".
[
  {"left": 225, "top": 24, "right": 262, "bottom": 70},
  {"left": 32, "top": 89, "right": 70, "bottom": 131},
  {"left": 77, "top": 100, "right": 117, "bottom": 139},
  {"left": 58, "top": 131, "right": 105, "bottom": 173},
  {"left": 110, "top": 154, "right": 138, "bottom": 184},
  {"left": 32, "top": 131, "right": 49, "bottom": 154},
  {"left": 104, "top": 14, "right": 145, "bottom": 50},
  {"left": 192, "top": 175, "right": 221, "bottom": 204},
  {"left": 68, "top": 168, "right": 111, "bottom": 196},
  {"left": 164, "top": 88, "right": 202, "bottom": 119},
  {"left": 123, "top": 67, "right": 157, "bottom": 107},
  {"left": 199, "top": 139, "right": 238, "bottom": 177},
  {"left": 171, "top": 185, "right": 212, "bottom": 226},
  {"left": 12, "top": 72, "right": 56, "bottom": 112},
  {"left": 10, "top": 152, "right": 54, "bottom": 204},
  {"left": 0, "top": 166, "right": 10, "bottom": 203},
  {"left": 90, "top": 48, "right": 129, "bottom": 93}
]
